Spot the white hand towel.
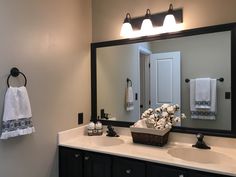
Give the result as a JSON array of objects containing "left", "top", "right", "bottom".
[
  {"left": 190, "top": 79, "right": 217, "bottom": 120},
  {"left": 190, "top": 79, "right": 196, "bottom": 114},
  {"left": 126, "top": 86, "right": 134, "bottom": 111},
  {"left": 0, "top": 86, "right": 35, "bottom": 139},
  {"left": 195, "top": 78, "right": 211, "bottom": 109},
  {"left": 209, "top": 79, "right": 217, "bottom": 114}
]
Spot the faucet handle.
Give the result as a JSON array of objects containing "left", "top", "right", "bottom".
[
  {"left": 107, "top": 125, "right": 113, "bottom": 131},
  {"left": 196, "top": 133, "right": 204, "bottom": 141}
]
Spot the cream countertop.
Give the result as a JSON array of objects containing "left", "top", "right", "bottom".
[{"left": 58, "top": 126, "right": 236, "bottom": 177}]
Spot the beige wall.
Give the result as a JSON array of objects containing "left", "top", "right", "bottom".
[
  {"left": 92, "top": 0, "right": 236, "bottom": 42},
  {"left": 0, "top": 1, "right": 91, "bottom": 177}
]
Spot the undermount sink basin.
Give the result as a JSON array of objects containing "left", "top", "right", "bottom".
[
  {"left": 168, "top": 147, "right": 233, "bottom": 164},
  {"left": 89, "top": 136, "right": 124, "bottom": 147}
]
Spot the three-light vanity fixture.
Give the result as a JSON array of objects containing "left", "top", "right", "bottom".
[{"left": 120, "top": 4, "right": 183, "bottom": 38}]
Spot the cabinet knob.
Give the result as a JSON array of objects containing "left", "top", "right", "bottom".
[
  {"left": 74, "top": 154, "right": 80, "bottom": 158},
  {"left": 125, "top": 169, "right": 132, "bottom": 174},
  {"left": 84, "top": 156, "right": 90, "bottom": 160},
  {"left": 179, "top": 174, "right": 184, "bottom": 177}
]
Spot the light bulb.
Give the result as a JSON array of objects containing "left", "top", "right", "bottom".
[
  {"left": 141, "top": 9, "right": 154, "bottom": 36},
  {"left": 120, "top": 22, "right": 133, "bottom": 37},
  {"left": 163, "top": 14, "right": 177, "bottom": 32},
  {"left": 141, "top": 19, "right": 154, "bottom": 35},
  {"left": 163, "top": 4, "right": 177, "bottom": 32},
  {"left": 120, "top": 13, "right": 133, "bottom": 38}
]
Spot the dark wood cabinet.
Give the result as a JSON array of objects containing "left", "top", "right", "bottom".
[
  {"left": 147, "top": 162, "right": 230, "bottom": 177},
  {"left": 191, "top": 171, "right": 227, "bottom": 177},
  {"left": 59, "top": 147, "right": 111, "bottom": 177},
  {"left": 59, "top": 146, "right": 232, "bottom": 177},
  {"left": 84, "top": 152, "right": 111, "bottom": 177},
  {"left": 59, "top": 147, "right": 83, "bottom": 177},
  {"left": 113, "top": 157, "right": 145, "bottom": 177},
  {"left": 147, "top": 163, "right": 187, "bottom": 177}
]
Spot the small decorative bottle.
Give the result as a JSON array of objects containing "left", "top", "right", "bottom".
[
  {"left": 87, "top": 122, "right": 95, "bottom": 136},
  {"left": 95, "top": 121, "right": 103, "bottom": 135}
]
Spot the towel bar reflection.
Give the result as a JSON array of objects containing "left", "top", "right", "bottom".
[
  {"left": 185, "top": 78, "right": 224, "bottom": 83},
  {"left": 127, "top": 78, "right": 132, "bottom": 87},
  {"left": 7, "top": 67, "right": 27, "bottom": 87}
]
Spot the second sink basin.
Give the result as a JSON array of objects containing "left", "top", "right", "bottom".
[{"left": 168, "top": 147, "right": 234, "bottom": 164}]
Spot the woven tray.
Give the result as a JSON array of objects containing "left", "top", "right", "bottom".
[{"left": 130, "top": 126, "right": 171, "bottom": 147}]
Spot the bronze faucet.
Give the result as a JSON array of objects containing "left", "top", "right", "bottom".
[
  {"left": 106, "top": 125, "right": 119, "bottom": 137},
  {"left": 192, "top": 133, "right": 211, "bottom": 149}
]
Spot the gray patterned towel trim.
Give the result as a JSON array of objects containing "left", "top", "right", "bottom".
[{"left": 2, "top": 118, "right": 34, "bottom": 133}]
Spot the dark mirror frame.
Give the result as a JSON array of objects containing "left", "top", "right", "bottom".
[{"left": 91, "top": 22, "right": 236, "bottom": 138}]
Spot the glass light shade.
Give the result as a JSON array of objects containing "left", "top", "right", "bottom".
[
  {"left": 141, "top": 18, "right": 154, "bottom": 35},
  {"left": 120, "top": 22, "right": 133, "bottom": 37},
  {"left": 163, "top": 14, "right": 177, "bottom": 32}
]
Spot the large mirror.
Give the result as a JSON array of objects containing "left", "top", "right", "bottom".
[{"left": 91, "top": 23, "right": 236, "bottom": 137}]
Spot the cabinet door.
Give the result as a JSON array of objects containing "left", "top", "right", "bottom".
[
  {"left": 113, "top": 157, "right": 146, "bottom": 177},
  {"left": 191, "top": 171, "right": 230, "bottom": 177},
  {"left": 84, "top": 152, "right": 111, "bottom": 177},
  {"left": 147, "top": 163, "right": 187, "bottom": 177},
  {"left": 59, "top": 146, "right": 83, "bottom": 177}
]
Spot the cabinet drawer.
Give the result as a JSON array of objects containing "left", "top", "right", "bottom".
[
  {"left": 113, "top": 157, "right": 145, "bottom": 177},
  {"left": 147, "top": 163, "right": 187, "bottom": 177}
]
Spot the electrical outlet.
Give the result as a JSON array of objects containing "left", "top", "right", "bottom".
[
  {"left": 225, "top": 92, "right": 231, "bottom": 99},
  {"left": 78, "top": 113, "right": 83, "bottom": 124}
]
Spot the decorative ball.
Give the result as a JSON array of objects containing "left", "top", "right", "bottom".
[
  {"left": 95, "top": 121, "right": 102, "bottom": 129},
  {"left": 88, "top": 122, "right": 95, "bottom": 130}
]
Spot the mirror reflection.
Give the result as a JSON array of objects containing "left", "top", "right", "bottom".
[{"left": 97, "top": 31, "right": 231, "bottom": 131}]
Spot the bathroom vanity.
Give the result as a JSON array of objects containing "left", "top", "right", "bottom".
[
  {"left": 58, "top": 126, "right": 236, "bottom": 177},
  {"left": 59, "top": 146, "right": 228, "bottom": 177},
  {"left": 58, "top": 22, "right": 236, "bottom": 177}
]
